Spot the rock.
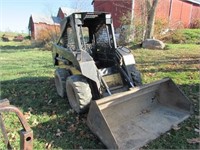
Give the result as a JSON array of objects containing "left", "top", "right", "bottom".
[{"left": 142, "top": 39, "right": 165, "bottom": 50}]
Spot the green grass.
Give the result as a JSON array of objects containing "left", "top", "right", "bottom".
[
  {"left": 0, "top": 42, "right": 104, "bottom": 149},
  {"left": 0, "top": 32, "right": 28, "bottom": 38},
  {"left": 181, "top": 29, "right": 200, "bottom": 44},
  {"left": 0, "top": 41, "right": 199, "bottom": 149},
  {"left": 164, "top": 29, "right": 200, "bottom": 44},
  {"left": 134, "top": 44, "right": 200, "bottom": 84},
  {"left": 132, "top": 44, "right": 199, "bottom": 149}
]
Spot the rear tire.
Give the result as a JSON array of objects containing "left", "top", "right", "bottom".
[
  {"left": 55, "top": 68, "right": 70, "bottom": 98},
  {"left": 66, "top": 75, "right": 92, "bottom": 113}
]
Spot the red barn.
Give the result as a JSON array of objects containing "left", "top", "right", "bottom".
[
  {"left": 28, "top": 7, "right": 77, "bottom": 40},
  {"left": 93, "top": 0, "right": 132, "bottom": 29},
  {"left": 28, "top": 14, "right": 61, "bottom": 40},
  {"left": 93, "top": 0, "right": 200, "bottom": 29},
  {"left": 57, "top": 7, "right": 76, "bottom": 19}
]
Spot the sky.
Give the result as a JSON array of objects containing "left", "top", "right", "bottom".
[{"left": 0, "top": 0, "right": 93, "bottom": 33}]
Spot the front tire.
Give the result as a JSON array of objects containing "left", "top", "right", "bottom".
[
  {"left": 66, "top": 75, "right": 92, "bottom": 113},
  {"left": 131, "top": 70, "right": 142, "bottom": 86}
]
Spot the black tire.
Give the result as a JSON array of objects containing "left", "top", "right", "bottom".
[
  {"left": 131, "top": 70, "right": 142, "bottom": 86},
  {"left": 66, "top": 75, "right": 92, "bottom": 113},
  {"left": 55, "top": 68, "right": 70, "bottom": 98}
]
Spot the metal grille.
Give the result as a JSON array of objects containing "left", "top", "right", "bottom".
[{"left": 96, "top": 24, "right": 109, "bottom": 49}]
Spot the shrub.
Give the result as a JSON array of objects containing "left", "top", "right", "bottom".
[
  {"left": 182, "top": 29, "right": 200, "bottom": 44},
  {"left": 24, "top": 35, "right": 31, "bottom": 40},
  {"left": 171, "top": 30, "right": 186, "bottom": 44},
  {"left": 191, "top": 19, "right": 200, "bottom": 29},
  {"left": 133, "top": 21, "right": 146, "bottom": 43},
  {"left": 33, "top": 26, "right": 60, "bottom": 50},
  {"left": 162, "top": 29, "right": 200, "bottom": 44},
  {"left": 161, "top": 30, "right": 186, "bottom": 44},
  {"left": 119, "top": 16, "right": 169, "bottom": 44},
  {"left": 1, "top": 34, "right": 10, "bottom": 42},
  {"left": 154, "top": 18, "right": 168, "bottom": 39},
  {"left": 44, "top": 42, "right": 53, "bottom": 51}
]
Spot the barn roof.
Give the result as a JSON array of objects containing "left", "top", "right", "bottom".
[
  {"left": 58, "top": 7, "right": 77, "bottom": 17},
  {"left": 30, "top": 14, "right": 61, "bottom": 25},
  {"left": 185, "top": 0, "right": 200, "bottom": 4}
]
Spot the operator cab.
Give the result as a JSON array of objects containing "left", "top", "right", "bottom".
[{"left": 58, "top": 12, "right": 117, "bottom": 69}]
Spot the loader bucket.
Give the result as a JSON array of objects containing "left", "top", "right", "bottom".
[{"left": 87, "top": 78, "right": 192, "bottom": 149}]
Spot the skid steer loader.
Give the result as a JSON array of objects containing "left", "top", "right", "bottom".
[{"left": 52, "top": 12, "right": 192, "bottom": 149}]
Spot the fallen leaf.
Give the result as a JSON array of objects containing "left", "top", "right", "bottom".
[
  {"left": 45, "top": 140, "right": 54, "bottom": 149},
  {"left": 167, "top": 132, "right": 171, "bottom": 136},
  {"left": 44, "top": 94, "right": 48, "bottom": 99},
  {"left": 81, "top": 117, "right": 87, "bottom": 124},
  {"left": 66, "top": 109, "right": 74, "bottom": 115},
  {"left": 56, "top": 129, "right": 63, "bottom": 137},
  {"left": 147, "top": 73, "right": 155, "bottom": 77},
  {"left": 43, "top": 112, "right": 47, "bottom": 115},
  {"left": 25, "top": 91, "right": 29, "bottom": 95},
  {"left": 48, "top": 99, "right": 52, "bottom": 105},
  {"left": 32, "top": 119, "right": 39, "bottom": 126},
  {"left": 31, "top": 91, "right": 36, "bottom": 95},
  {"left": 194, "top": 128, "right": 200, "bottom": 133},
  {"left": 172, "top": 125, "right": 180, "bottom": 130},
  {"left": 8, "top": 132, "right": 16, "bottom": 141},
  {"left": 76, "top": 116, "right": 79, "bottom": 121},
  {"left": 73, "top": 144, "right": 83, "bottom": 149},
  {"left": 24, "top": 111, "right": 31, "bottom": 120},
  {"left": 37, "top": 124, "right": 44, "bottom": 129},
  {"left": 187, "top": 138, "right": 200, "bottom": 144},
  {"left": 28, "top": 107, "right": 33, "bottom": 113},
  {"left": 85, "top": 134, "right": 90, "bottom": 138},
  {"left": 80, "top": 131, "right": 85, "bottom": 137},
  {"left": 67, "top": 124, "right": 77, "bottom": 132},
  {"left": 185, "top": 126, "right": 192, "bottom": 131},
  {"left": 76, "top": 117, "right": 80, "bottom": 124},
  {"left": 51, "top": 110, "right": 56, "bottom": 115}
]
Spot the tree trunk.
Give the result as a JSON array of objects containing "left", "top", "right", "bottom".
[{"left": 145, "top": 0, "right": 159, "bottom": 39}]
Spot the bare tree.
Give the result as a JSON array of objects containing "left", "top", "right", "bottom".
[
  {"left": 70, "top": 0, "right": 92, "bottom": 11},
  {"left": 145, "top": 0, "right": 159, "bottom": 39},
  {"left": 118, "top": 0, "right": 159, "bottom": 42}
]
